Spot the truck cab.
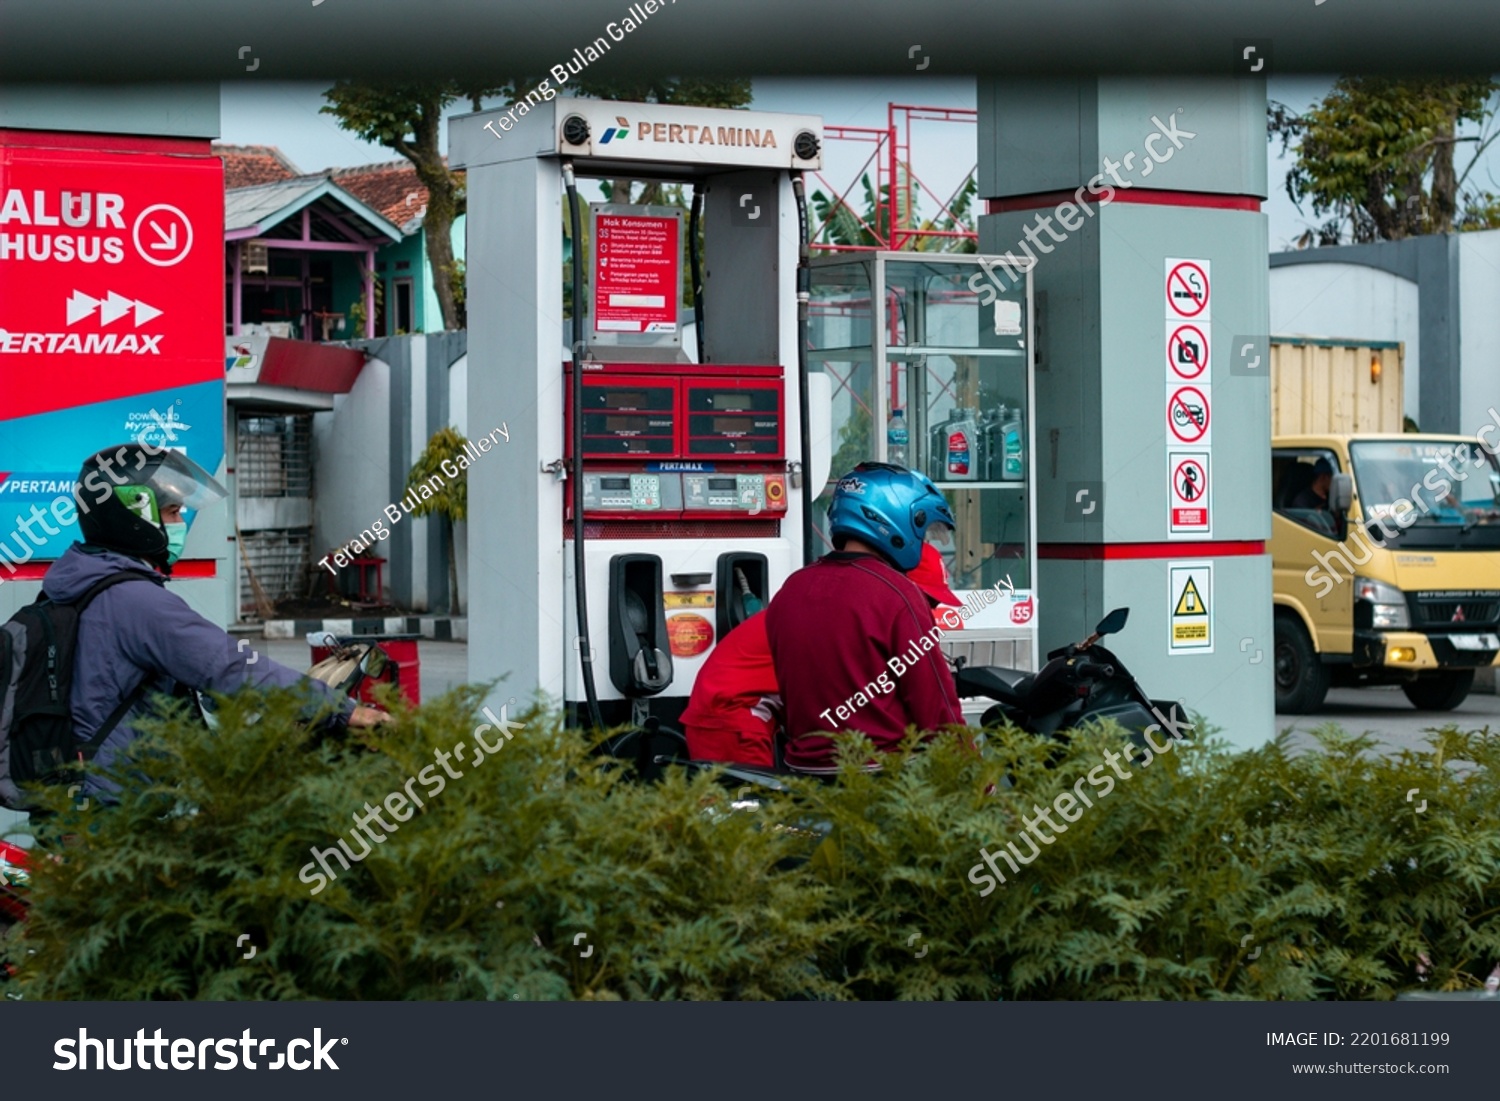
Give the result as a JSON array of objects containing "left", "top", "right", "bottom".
[{"left": 1271, "top": 434, "right": 1500, "bottom": 713}]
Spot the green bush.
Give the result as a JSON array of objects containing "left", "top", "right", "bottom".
[{"left": 6, "top": 688, "right": 1498, "bottom": 1001}]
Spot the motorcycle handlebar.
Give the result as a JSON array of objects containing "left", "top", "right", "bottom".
[{"left": 1072, "top": 660, "right": 1116, "bottom": 679}]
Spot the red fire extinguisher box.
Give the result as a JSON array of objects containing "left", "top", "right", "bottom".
[{"left": 308, "top": 634, "right": 422, "bottom": 706}]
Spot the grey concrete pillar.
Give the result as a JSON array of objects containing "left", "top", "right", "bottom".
[{"left": 977, "top": 78, "right": 1274, "bottom": 749}]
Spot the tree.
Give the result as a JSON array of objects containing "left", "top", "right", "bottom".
[
  {"left": 322, "top": 81, "right": 500, "bottom": 330},
  {"left": 1269, "top": 77, "right": 1500, "bottom": 246},
  {"left": 406, "top": 427, "right": 469, "bottom": 614}
]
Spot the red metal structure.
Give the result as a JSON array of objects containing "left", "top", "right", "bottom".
[{"left": 810, "top": 103, "right": 978, "bottom": 253}]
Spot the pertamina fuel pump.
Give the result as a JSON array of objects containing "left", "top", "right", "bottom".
[{"left": 451, "top": 99, "right": 830, "bottom": 763}]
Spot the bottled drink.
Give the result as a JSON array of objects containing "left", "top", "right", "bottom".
[{"left": 887, "top": 408, "right": 909, "bottom": 467}]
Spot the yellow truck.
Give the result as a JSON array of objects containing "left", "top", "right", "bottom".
[
  {"left": 1271, "top": 431, "right": 1500, "bottom": 713},
  {"left": 1269, "top": 338, "right": 1500, "bottom": 712}
]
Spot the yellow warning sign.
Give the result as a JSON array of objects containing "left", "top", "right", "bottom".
[
  {"left": 1174, "top": 576, "right": 1207, "bottom": 616},
  {"left": 1168, "top": 561, "right": 1213, "bottom": 653}
]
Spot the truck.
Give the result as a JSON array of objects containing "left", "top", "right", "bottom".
[{"left": 1269, "top": 338, "right": 1500, "bottom": 713}]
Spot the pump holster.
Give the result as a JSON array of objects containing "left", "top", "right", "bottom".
[{"left": 608, "top": 555, "right": 673, "bottom": 697}]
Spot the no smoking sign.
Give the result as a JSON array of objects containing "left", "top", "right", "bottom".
[{"left": 1165, "top": 257, "right": 1210, "bottom": 320}]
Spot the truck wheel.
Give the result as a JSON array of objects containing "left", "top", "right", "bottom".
[
  {"left": 1401, "top": 671, "right": 1474, "bottom": 711},
  {"left": 1274, "top": 616, "right": 1330, "bottom": 714}
]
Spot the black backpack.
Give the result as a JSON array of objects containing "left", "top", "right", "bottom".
[{"left": 0, "top": 571, "right": 158, "bottom": 812}]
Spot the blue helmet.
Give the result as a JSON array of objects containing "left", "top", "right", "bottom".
[{"left": 827, "top": 462, "right": 955, "bottom": 572}]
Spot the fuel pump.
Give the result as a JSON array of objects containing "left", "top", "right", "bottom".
[{"left": 451, "top": 99, "right": 831, "bottom": 736}]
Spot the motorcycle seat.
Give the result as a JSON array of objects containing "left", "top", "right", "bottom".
[{"left": 954, "top": 665, "right": 1034, "bottom": 705}]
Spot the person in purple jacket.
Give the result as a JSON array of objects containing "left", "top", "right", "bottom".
[
  {"left": 765, "top": 462, "right": 965, "bottom": 774},
  {"left": 42, "top": 444, "right": 388, "bottom": 801}
]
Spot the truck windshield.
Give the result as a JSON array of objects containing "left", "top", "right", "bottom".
[{"left": 1350, "top": 440, "right": 1500, "bottom": 542}]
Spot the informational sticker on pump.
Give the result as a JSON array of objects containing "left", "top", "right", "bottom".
[
  {"left": 1166, "top": 383, "right": 1212, "bottom": 445},
  {"left": 666, "top": 612, "right": 714, "bottom": 657},
  {"left": 591, "top": 209, "right": 682, "bottom": 337},
  {"left": 1165, "top": 321, "right": 1210, "bottom": 380},
  {"left": 1165, "top": 258, "right": 1210, "bottom": 320},
  {"left": 1167, "top": 450, "right": 1212, "bottom": 536},
  {"left": 1168, "top": 561, "right": 1213, "bottom": 653}
]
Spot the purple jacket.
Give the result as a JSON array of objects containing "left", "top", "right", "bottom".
[{"left": 42, "top": 544, "right": 349, "bottom": 798}]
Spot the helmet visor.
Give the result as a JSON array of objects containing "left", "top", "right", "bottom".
[{"left": 142, "top": 449, "right": 228, "bottom": 511}]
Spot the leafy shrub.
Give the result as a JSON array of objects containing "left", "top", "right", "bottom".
[{"left": 7, "top": 689, "right": 1498, "bottom": 1001}]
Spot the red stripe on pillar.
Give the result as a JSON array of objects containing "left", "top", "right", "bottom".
[
  {"left": 0, "top": 559, "right": 217, "bottom": 582},
  {"left": 1038, "top": 541, "right": 1264, "bottom": 560},
  {"left": 986, "top": 190, "right": 1261, "bottom": 214}
]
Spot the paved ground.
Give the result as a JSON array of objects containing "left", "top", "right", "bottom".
[
  {"left": 262, "top": 637, "right": 471, "bottom": 701},
  {"left": 1277, "top": 685, "right": 1500, "bottom": 755}
]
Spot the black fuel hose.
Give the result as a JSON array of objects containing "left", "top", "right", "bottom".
[
  {"left": 563, "top": 163, "right": 604, "bottom": 730},
  {"left": 791, "top": 173, "right": 815, "bottom": 565},
  {"left": 689, "top": 185, "right": 706, "bottom": 362}
]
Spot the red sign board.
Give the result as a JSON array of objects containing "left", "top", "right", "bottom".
[
  {"left": 592, "top": 212, "right": 680, "bottom": 336},
  {"left": 0, "top": 145, "right": 223, "bottom": 421}
]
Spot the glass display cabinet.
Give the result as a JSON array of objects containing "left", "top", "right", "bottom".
[{"left": 808, "top": 252, "right": 1038, "bottom": 673}]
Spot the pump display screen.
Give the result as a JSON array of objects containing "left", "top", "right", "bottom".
[
  {"left": 707, "top": 477, "right": 736, "bottom": 491},
  {"left": 603, "top": 391, "right": 649, "bottom": 409},
  {"left": 605, "top": 416, "right": 648, "bottom": 432},
  {"left": 682, "top": 378, "right": 784, "bottom": 458},
  {"left": 599, "top": 476, "right": 631, "bottom": 490}
]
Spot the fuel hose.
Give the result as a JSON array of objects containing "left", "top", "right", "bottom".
[
  {"left": 563, "top": 162, "right": 604, "bottom": 730},
  {"left": 791, "top": 173, "right": 815, "bottom": 565}
]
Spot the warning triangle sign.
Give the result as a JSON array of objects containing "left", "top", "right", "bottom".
[{"left": 1174, "top": 576, "right": 1207, "bottom": 617}]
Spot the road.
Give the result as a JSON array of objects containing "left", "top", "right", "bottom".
[{"left": 1277, "top": 685, "right": 1500, "bottom": 755}]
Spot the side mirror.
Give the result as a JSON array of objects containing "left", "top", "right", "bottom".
[
  {"left": 1095, "top": 608, "right": 1129, "bottom": 637},
  {"left": 1331, "top": 472, "right": 1353, "bottom": 515}
]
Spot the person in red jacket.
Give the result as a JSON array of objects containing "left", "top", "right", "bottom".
[
  {"left": 682, "top": 539, "right": 962, "bottom": 768},
  {"left": 766, "top": 463, "right": 964, "bottom": 774}
]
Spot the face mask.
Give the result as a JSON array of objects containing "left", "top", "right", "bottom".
[{"left": 163, "top": 522, "right": 188, "bottom": 565}]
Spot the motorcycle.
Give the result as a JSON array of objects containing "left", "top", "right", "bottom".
[
  {"left": 0, "top": 642, "right": 398, "bottom": 948},
  {"left": 951, "top": 608, "right": 1188, "bottom": 745}
]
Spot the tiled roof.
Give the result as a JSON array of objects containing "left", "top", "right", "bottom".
[
  {"left": 214, "top": 143, "right": 302, "bottom": 189},
  {"left": 331, "top": 161, "right": 437, "bottom": 232},
  {"left": 223, "top": 176, "right": 402, "bottom": 242}
]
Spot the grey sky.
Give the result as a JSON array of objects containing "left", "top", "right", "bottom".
[{"left": 219, "top": 77, "right": 1500, "bottom": 251}]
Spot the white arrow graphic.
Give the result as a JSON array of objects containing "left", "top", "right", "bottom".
[
  {"left": 100, "top": 290, "right": 134, "bottom": 326},
  {"left": 66, "top": 290, "right": 100, "bottom": 325},
  {"left": 66, "top": 290, "right": 163, "bottom": 327},
  {"left": 148, "top": 221, "right": 178, "bottom": 251}
]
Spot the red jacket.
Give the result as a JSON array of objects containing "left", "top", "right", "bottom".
[
  {"left": 680, "top": 612, "right": 779, "bottom": 767},
  {"left": 764, "top": 552, "right": 963, "bottom": 771}
]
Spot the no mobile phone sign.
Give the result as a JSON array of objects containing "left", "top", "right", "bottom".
[{"left": 1168, "top": 450, "right": 1212, "bottom": 537}]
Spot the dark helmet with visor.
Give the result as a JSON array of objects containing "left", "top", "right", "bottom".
[{"left": 74, "top": 444, "right": 227, "bottom": 571}]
